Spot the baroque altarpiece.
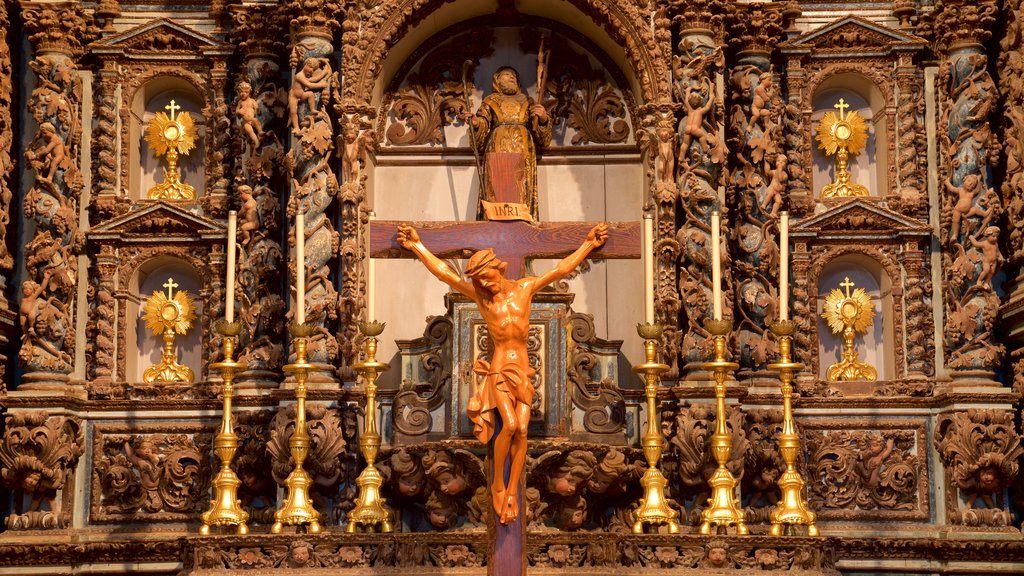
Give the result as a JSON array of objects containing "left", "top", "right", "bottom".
[{"left": 2, "top": 0, "right": 1024, "bottom": 573}]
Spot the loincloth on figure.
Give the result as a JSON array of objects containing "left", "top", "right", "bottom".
[{"left": 467, "top": 359, "right": 536, "bottom": 445}]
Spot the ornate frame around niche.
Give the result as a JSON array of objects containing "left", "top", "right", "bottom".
[
  {"left": 790, "top": 199, "right": 933, "bottom": 395},
  {"left": 86, "top": 202, "right": 226, "bottom": 392},
  {"left": 779, "top": 16, "right": 926, "bottom": 217},
  {"left": 88, "top": 18, "right": 233, "bottom": 221}
]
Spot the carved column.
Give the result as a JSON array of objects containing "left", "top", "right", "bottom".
[
  {"left": 669, "top": 0, "right": 728, "bottom": 379},
  {"left": 282, "top": 0, "right": 341, "bottom": 386},
  {"left": 724, "top": 3, "right": 786, "bottom": 381},
  {"left": 88, "top": 245, "right": 117, "bottom": 385},
  {"left": 90, "top": 59, "right": 121, "bottom": 222},
  {"left": 334, "top": 6, "right": 374, "bottom": 381},
  {"left": 203, "top": 61, "right": 231, "bottom": 218},
  {"left": 899, "top": 242, "right": 934, "bottom": 378},
  {"left": 929, "top": 0, "right": 1003, "bottom": 384},
  {"left": 893, "top": 53, "right": 928, "bottom": 217},
  {"left": 1002, "top": 0, "right": 1024, "bottom": 265},
  {"left": 18, "top": 2, "right": 88, "bottom": 390},
  {"left": 0, "top": 0, "right": 14, "bottom": 274},
  {"left": 231, "top": 5, "right": 288, "bottom": 390},
  {"left": 781, "top": 51, "right": 812, "bottom": 218}
]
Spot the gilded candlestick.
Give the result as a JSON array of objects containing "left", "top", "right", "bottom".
[
  {"left": 699, "top": 318, "right": 747, "bottom": 535},
  {"left": 768, "top": 319, "right": 818, "bottom": 536},
  {"left": 347, "top": 321, "right": 394, "bottom": 533},
  {"left": 199, "top": 320, "right": 249, "bottom": 535},
  {"left": 272, "top": 322, "right": 321, "bottom": 534},
  {"left": 631, "top": 323, "right": 680, "bottom": 534}
]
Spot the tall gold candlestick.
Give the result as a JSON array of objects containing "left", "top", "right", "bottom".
[
  {"left": 699, "top": 318, "right": 747, "bottom": 535},
  {"left": 347, "top": 320, "right": 394, "bottom": 533},
  {"left": 768, "top": 319, "right": 818, "bottom": 536},
  {"left": 200, "top": 320, "right": 249, "bottom": 535},
  {"left": 631, "top": 323, "right": 680, "bottom": 534},
  {"left": 272, "top": 322, "right": 321, "bottom": 534}
]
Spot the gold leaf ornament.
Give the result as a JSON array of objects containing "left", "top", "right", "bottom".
[
  {"left": 144, "top": 102, "right": 197, "bottom": 158},
  {"left": 141, "top": 278, "right": 196, "bottom": 383}
]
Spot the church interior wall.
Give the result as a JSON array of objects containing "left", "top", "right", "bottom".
[{"left": 2, "top": 0, "right": 1024, "bottom": 574}]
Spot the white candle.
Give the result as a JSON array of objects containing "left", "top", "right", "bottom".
[
  {"left": 225, "top": 210, "right": 236, "bottom": 323},
  {"left": 780, "top": 211, "right": 789, "bottom": 322},
  {"left": 295, "top": 210, "right": 305, "bottom": 325},
  {"left": 711, "top": 211, "right": 722, "bottom": 321},
  {"left": 367, "top": 212, "right": 376, "bottom": 321},
  {"left": 643, "top": 213, "right": 655, "bottom": 325}
]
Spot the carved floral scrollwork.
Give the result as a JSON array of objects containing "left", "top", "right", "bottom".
[
  {"left": 567, "top": 313, "right": 626, "bottom": 436},
  {"left": 268, "top": 404, "right": 358, "bottom": 522},
  {"left": 233, "top": 410, "right": 277, "bottom": 525},
  {"left": 393, "top": 316, "right": 453, "bottom": 438},
  {"left": 934, "top": 409, "right": 1023, "bottom": 526},
  {"left": 804, "top": 427, "right": 918, "bottom": 514},
  {"left": 0, "top": 411, "right": 83, "bottom": 529},
  {"left": 94, "top": 432, "right": 212, "bottom": 520},
  {"left": 741, "top": 409, "right": 783, "bottom": 523},
  {"left": 0, "top": 0, "right": 13, "bottom": 272}
]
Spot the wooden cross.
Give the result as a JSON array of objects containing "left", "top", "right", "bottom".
[
  {"left": 834, "top": 98, "right": 849, "bottom": 120},
  {"left": 163, "top": 277, "right": 179, "bottom": 299},
  {"left": 840, "top": 276, "right": 855, "bottom": 298},
  {"left": 369, "top": 220, "right": 640, "bottom": 279},
  {"left": 165, "top": 99, "right": 181, "bottom": 119}
]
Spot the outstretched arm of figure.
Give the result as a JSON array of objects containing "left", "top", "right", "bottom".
[
  {"left": 397, "top": 225, "right": 475, "bottom": 297},
  {"left": 533, "top": 223, "right": 608, "bottom": 292}
]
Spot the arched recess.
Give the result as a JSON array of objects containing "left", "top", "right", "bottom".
[
  {"left": 815, "top": 254, "right": 895, "bottom": 383},
  {"left": 345, "top": 0, "right": 666, "bottom": 109},
  {"left": 127, "top": 258, "right": 203, "bottom": 383},
  {"left": 810, "top": 72, "right": 889, "bottom": 201},
  {"left": 128, "top": 77, "right": 207, "bottom": 201}
]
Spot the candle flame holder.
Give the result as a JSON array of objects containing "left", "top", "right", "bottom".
[
  {"left": 347, "top": 320, "right": 394, "bottom": 533},
  {"left": 631, "top": 323, "right": 680, "bottom": 534},
  {"left": 271, "top": 322, "right": 322, "bottom": 534},
  {"left": 199, "top": 320, "right": 249, "bottom": 535},
  {"left": 768, "top": 319, "right": 818, "bottom": 536},
  {"left": 699, "top": 318, "right": 747, "bottom": 535}
]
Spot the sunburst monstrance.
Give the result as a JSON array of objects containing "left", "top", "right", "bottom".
[
  {"left": 142, "top": 278, "right": 196, "bottom": 383},
  {"left": 816, "top": 98, "right": 869, "bottom": 198},
  {"left": 822, "top": 276, "right": 877, "bottom": 381},
  {"left": 145, "top": 100, "right": 197, "bottom": 200}
]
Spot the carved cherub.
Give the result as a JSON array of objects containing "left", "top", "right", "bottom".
[
  {"left": 235, "top": 81, "right": 263, "bottom": 152},
  {"left": 945, "top": 174, "right": 983, "bottom": 242},
  {"left": 701, "top": 543, "right": 730, "bottom": 569},
  {"left": 969, "top": 226, "right": 1003, "bottom": 287},
  {"left": 587, "top": 448, "right": 635, "bottom": 497},
  {"left": 545, "top": 450, "right": 597, "bottom": 497},
  {"left": 552, "top": 495, "right": 587, "bottom": 531},
  {"left": 237, "top": 185, "right": 260, "bottom": 246},
  {"left": 858, "top": 433, "right": 894, "bottom": 489},
  {"left": 286, "top": 540, "right": 316, "bottom": 568},
  {"left": 761, "top": 154, "right": 788, "bottom": 217},
  {"left": 679, "top": 80, "right": 715, "bottom": 159},
  {"left": 337, "top": 125, "right": 374, "bottom": 184},
  {"left": 750, "top": 72, "right": 773, "bottom": 129},
  {"left": 125, "top": 437, "right": 161, "bottom": 491},
  {"left": 655, "top": 125, "right": 676, "bottom": 183},
  {"left": 388, "top": 449, "right": 426, "bottom": 498},
  {"left": 288, "top": 58, "right": 330, "bottom": 135},
  {"left": 26, "top": 121, "right": 69, "bottom": 185}
]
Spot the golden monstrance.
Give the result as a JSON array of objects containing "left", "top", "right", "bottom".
[
  {"left": 816, "top": 98, "right": 869, "bottom": 198},
  {"left": 822, "top": 276, "right": 877, "bottom": 381},
  {"left": 142, "top": 278, "right": 196, "bottom": 383},
  {"left": 145, "top": 99, "right": 197, "bottom": 200}
]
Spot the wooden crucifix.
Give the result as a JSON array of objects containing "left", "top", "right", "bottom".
[{"left": 370, "top": 218, "right": 639, "bottom": 575}]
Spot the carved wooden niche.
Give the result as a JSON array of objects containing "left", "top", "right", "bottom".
[
  {"left": 131, "top": 80, "right": 206, "bottom": 202},
  {"left": 779, "top": 16, "right": 926, "bottom": 215}
]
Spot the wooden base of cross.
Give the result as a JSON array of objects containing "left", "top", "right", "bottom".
[{"left": 489, "top": 420, "right": 525, "bottom": 576}]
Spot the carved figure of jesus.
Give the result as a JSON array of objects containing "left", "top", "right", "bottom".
[
  {"left": 397, "top": 222, "right": 608, "bottom": 523},
  {"left": 465, "top": 67, "right": 552, "bottom": 221}
]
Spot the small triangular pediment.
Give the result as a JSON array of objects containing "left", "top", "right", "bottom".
[
  {"left": 89, "top": 201, "right": 224, "bottom": 242},
  {"left": 89, "top": 18, "right": 232, "bottom": 58},
  {"left": 780, "top": 16, "right": 925, "bottom": 54},
  {"left": 793, "top": 199, "right": 931, "bottom": 238}
]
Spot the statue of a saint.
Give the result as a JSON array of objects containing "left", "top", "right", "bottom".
[
  {"left": 397, "top": 222, "right": 608, "bottom": 523},
  {"left": 465, "top": 67, "right": 552, "bottom": 222}
]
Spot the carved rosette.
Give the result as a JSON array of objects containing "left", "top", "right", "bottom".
[
  {"left": 284, "top": 27, "right": 340, "bottom": 381},
  {"left": 0, "top": 411, "right": 83, "bottom": 530},
  {"left": 935, "top": 409, "right": 1023, "bottom": 526},
  {"left": 0, "top": 0, "right": 14, "bottom": 272},
  {"left": 19, "top": 2, "right": 88, "bottom": 385},
  {"left": 231, "top": 5, "right": 288, "bottom": 387},
  {"left": 669, "top": 3, "right": 729, "bottom": 376},
  {"left": 928, "top": 0, "right": 1004, "bottom": 380},
  {"left": 725, "top": 3, "right": 786, "bottom": 376},
  {"left": 1001, "top": 0, "right": 1024, "bottom": 262}
]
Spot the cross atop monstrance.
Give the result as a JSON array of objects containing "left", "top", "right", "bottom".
[{"left": 367, "top": 61, "right": 640, "bottom": 576}]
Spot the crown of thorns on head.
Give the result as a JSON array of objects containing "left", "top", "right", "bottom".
[{"left": 466, "top": 248, "right": 507, "bottom": 278}]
